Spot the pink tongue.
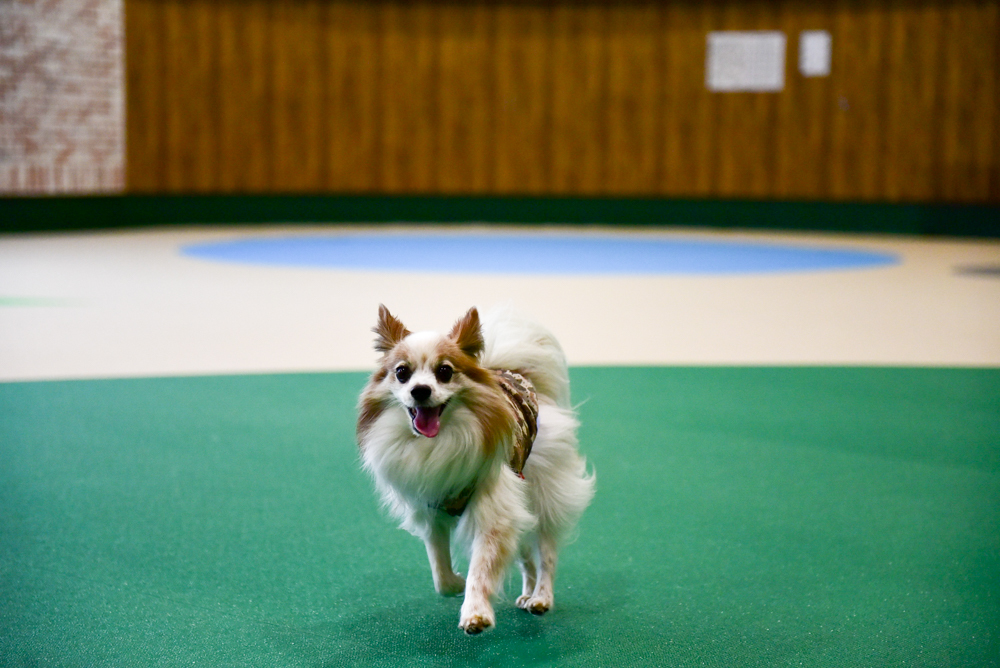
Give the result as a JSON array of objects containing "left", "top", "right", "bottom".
[{"left": 414, "top": 406, "right": 441, "bottom": 438}]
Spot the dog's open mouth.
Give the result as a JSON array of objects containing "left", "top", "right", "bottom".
[{"left": 408, "top": 402, "right": 448, "bottom": 438}]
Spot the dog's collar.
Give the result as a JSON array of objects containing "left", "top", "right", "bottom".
[{"left": 430, "top": 370, "right": 539, "bottom": 517}]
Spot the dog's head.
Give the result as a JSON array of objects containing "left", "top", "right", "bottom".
[{"left": 367, "top": 305, "right": 488, "bottom": 438}]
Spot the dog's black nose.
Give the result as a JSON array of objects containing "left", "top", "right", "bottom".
[{"left": 410, "top": 384, "right": 432, "bottom": 403}]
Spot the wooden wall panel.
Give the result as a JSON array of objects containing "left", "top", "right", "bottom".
[
  {"left": 774, "top": 1, "right": 833, "bottom": 198},
  {"left": 381, "top": 2, "right": 438, "bottom": 192},
  {"left": 828, "top": 1, "right": 887, "bottom": 200},
  {"left": 939, "top": 2, "right": 998, "bottom": 200},
  {"left": 217, "top": 0, "right": 272, "bottom": 190},
  {"left": 125, "top": 0, "right": 163, "bottom": 191},
  {"left": 662, "top": 3, "right": 719, "bottom": 196},
  {"left": 438, "top": 3, "right": 493, "bottom": 192},
  {"left": 884, "top": 1, "right": 943, "bottom": 201},
  {"left": 125, "top": 0, "right": 1000, "bottom": 203},
  {"left": 492, "top": 3, "right": 550, "bottom": 194},
  {"left": 325, "top": 2, "right": 381, "bottom": 191},
  {"left": 714, "top": 2, "right": 779, "bottom": 198},
  {"left": 271, "top": 0, "right": 326, "bottom": 192},
  {"left": 215, "top": 1, "right": 246, "bottom": 191},
  {"left": 167, "top": 0, "right": 219, "bottom": 191},
  {"left": 550, "top": 3, "right": 607, "bottom": 194},
  {"left": 606, "top": 3, "right": 662, "bottom": 194}
]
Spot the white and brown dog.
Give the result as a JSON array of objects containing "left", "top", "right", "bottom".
[{"left": 356, "top": 305, "right": 594, "bottom": 634}]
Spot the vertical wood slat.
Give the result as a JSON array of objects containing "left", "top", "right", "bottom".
[
  {"left": 124, "top": 0, "right": 163, "bottom": 192},
  {"left": 550, "top": 3, "right": 607, "bottom": 194},
  {"left": 773, "top": 1, "right": 833, "bottom": 199},
  {"left": 662, "top": 2, "right": 717, "bottom": 196},
  {"left": 605, "top": 3, "right": 662, "bottom": 194},
  {"left": 216, "top": 0, "right": 272, "bottom": 191},
  {"left": 168, "top": 0, "right": 220, "bottom": 191},
  {"left": 271, "top": 0, "right": 325, "bottom": 192},
  {"left": 995, "top": 0, "right": 1000, "bottom": 200},
  {"left": 125, "top": 0, "right": 1000, "bottom": 203},
  {"left": 938, "top": 1, "right": 998, "bottom": 200},
  {"left": 215, "top": 1, "right": 240, "bottom": 191},
  {"left": 714, "top": 1, "right": 779, "bottom": 198},
  {"left": 381, "top": 1, "right": 438, "bottom": 192},
  {"left": 828, "top": 0, "right": 888, "bottom": 200},
  {"left": 492, "top": 3, "right": 550, "bottom": 194},
  {"left": 160, "top": 0, "right": 187, "bottom": 191},
  {"left": 325, "top": 1, "right": 381, "bottom": 192},
  {"left": 883, "top": 0, "right": 944, "bottom": 201},
  {"left": 987, "top": 0, "right": 999, "bottom": 199},
  {"left": 437, "top": 2, "right": 493, "bottom": 193}
]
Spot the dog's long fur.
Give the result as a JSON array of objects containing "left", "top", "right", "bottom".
[{"left": 356, "top": 305, "right": 595, "bottom": 634}]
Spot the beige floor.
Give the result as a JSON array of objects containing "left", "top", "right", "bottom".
[{"left": 1, "top": 225, "right": 998, "bottom": 382}]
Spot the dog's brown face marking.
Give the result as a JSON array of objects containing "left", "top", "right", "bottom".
[{"left": 356, "top": 392, "right": 386, "bottom": 444}]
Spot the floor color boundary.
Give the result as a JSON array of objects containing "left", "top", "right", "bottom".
[{"left": 3, "top": 194, "right": 999, "bottom": 237}]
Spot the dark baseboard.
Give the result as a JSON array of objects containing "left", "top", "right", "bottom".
[{"left": 2, "top": 194, "right": 998, "bottom": 237}]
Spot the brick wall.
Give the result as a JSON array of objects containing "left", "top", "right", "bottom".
[{"left": 0, "top": 0, "right": 125, "bottom": 194}]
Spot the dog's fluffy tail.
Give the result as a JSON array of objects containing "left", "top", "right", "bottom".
[{"left": 480, "top": 306, "right": 571, "bottom": 408}]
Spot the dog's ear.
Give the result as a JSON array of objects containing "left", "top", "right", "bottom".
[
  {"left": 449, "top": 307, "right": 484, "bottom": 358},
  {"left": 373, "top": 305, "right": 410, "bottom": 354}
]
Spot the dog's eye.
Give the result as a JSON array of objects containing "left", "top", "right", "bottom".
[
  {"left": 435, "top": 364, "right": 454, "bottom": 383},
  {"left": 395, "top": 366, "right": 412, "bottom": 383}
]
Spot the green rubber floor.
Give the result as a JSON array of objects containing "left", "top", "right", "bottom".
[{"left": 2, "top": 368, "right": 998, "bottom": 667}]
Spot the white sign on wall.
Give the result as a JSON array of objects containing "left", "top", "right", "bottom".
[
  {"left": 706, "top": 31, "right": 787, "bottom": 92},
  {"left": 799, "top": 30, "right": 832, "bottom": 77}
]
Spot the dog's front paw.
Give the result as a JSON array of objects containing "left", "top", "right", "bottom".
[
  {"left": 459, "top": 599, "right": 495, "bottom": 635},
  {"left": 435, "top": 571, "right": 466, "bottom": 597},
  {"left": 459, "top": 613, "right": 493, "bottom": 635}
]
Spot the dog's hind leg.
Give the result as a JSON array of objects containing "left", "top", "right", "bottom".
[
  {"left": 520, "top": 532, "right": 557, "bottom": 615},
  {"left": 424, "top": 514, "right": 465, "bottom": 596},
  {"left": 515, "top": 541, "right": 538, "bottom": 609}
]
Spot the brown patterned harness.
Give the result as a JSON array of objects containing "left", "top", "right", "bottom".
[{"left": 432, "top": 370, "right": 539, "bottom": 517}]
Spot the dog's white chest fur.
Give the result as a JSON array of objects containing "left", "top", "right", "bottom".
[{"left": 361, "top": 402, "right": 498, "bottom": 508}]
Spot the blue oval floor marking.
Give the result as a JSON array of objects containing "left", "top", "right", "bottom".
[{"left": 181, "top": 234, "right": 899, "bottom": 275}]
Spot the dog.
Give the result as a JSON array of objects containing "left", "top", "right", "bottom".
[{"left": 356, "top": 305, "right": 594, "bottom": 634}]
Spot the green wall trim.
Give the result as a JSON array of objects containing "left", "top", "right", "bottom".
[{"left": 2, "top": 194, "right": 998, "bottom": 237}]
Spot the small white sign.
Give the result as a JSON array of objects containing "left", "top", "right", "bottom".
[
  {"left": 706, "top": 31, "right": 786, "bottom": 92},
  {"left": 799, "top": 30, "right": 832, "bottom": 77}
]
